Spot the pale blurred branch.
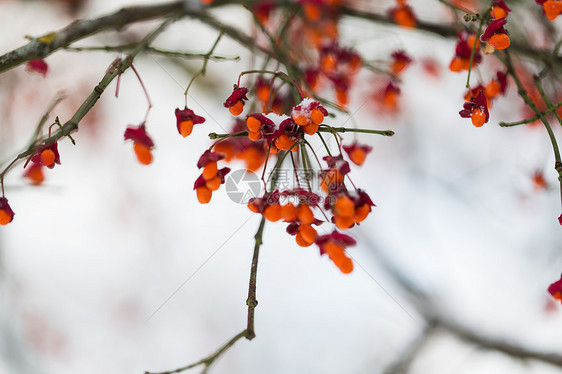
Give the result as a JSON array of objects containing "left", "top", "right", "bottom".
[
  {"left": 434, "top": 317, "right": 562, "bottom": 367},
  {"left": 383, "top": 322, "right": 438, "bottom": 374},
  {"left": 359, "top": 230, "right": 562, "bottom": 371}
]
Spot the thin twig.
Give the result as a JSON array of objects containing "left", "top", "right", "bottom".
[
  {"left": 318, "top": 126, "right": 395, "bottom": 137},
  {"left": 500, "top": 50, "right": 562, "bottom": 212},
  {"left": 0, "top": 18, "right": 176, "bottom": 194},
  {"left": 499, "top": 100, "right": 562, "bottom": 127},
  {"left": 65, "top": 45, "right": 240, "bottom": 61}
]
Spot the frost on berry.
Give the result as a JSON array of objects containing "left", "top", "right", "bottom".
[
  {"left": 224, "top": 86, "right": 249, "bottom": 116},
  {"left": 291, "top": 98, "right": 328, "bottom": 136},
  {"left": 480, "top": 18, "right": 510, "bottom": 51},
  {"left": 459, "top": 91, "right": 489, "bottom": 127}
]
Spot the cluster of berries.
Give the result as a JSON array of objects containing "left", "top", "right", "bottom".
[
  {"left": 216, "top": 77, "right": 375, "bottom": 273},
  {"left": 452, "top": 1, "right": 512, "bottom": 127}
]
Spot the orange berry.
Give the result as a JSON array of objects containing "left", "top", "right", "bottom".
[
  {"left": 295, "top": 232, "right": 314, "bottom": 247},
  {"left": 383, "top": 90, "right": 398, "bottom": 110},
  {"left": 449, "top": 57, "right": 464, "bottom": 73},
  {"left": 275, "top": 134, "right": 296, "bottom": 150},
  {"left": 322, "top": 21, "right": 338, "bottom": 40},
  {"left": 202, "top": 161, "right": 218, "bottom": 180},
  {"left": 256, "top": 86, "right": 270, "bottom": 103},
  {"left": 335, "top": 256, "right": 354, "bottom": 274},
  {"left": 247, "top": 116, "right": 262, "bottom": 132},
  {"left": 133, "top": 143, "right": 153, "bottom": 165},
  {"left": 466, "top": 35, "right": 480, "bottom": 49},
  {"left": 206, "top": 176, "right": 221, "bottom": 191},
  {"left": 393, "top": 7, "right": 417, "bottom": 28},
  {"left": 303, "top": 3, "right": 321, "bottom": 21},
  {"left": 179, "top": 120, "right": 194, "bottom": 137},
  {"left": 471, "top": 109, "right": 486, "bottom": 127},
  {"left": 293, "top": 115, "right": 309, "bottom": 127},
  {"left": 484, "top": 80, "right": 501, "bottom": 98},
  {"left": 297, "top": 204, "right": 315, "bottom": 224},
  {"left": 321, "top": 54, "right": 337, "bottom": 73},
  {"left": 299, "top": 224, "right": 317, "bottom": 243},
  {"left": 354, "top": 204, "right": 371, "bottom": 223},
  {"left": 487, "top": 33, "right": 510, "bottom": 50},
  {"left": 302, "top": 122, "right": 319, "bottom": 136},
  {"left": 264, "top": 203, "right": 282, "bottom": 222},
  {"left": 40, "top": 149, "right": 56, "bottom": 167},
  {"left": 310, "top": 108, "right": 324, "bottom": 125},
  {"left": 239, "top": 147, "right": 266, "bottom": 172},
  {"left": 336, "top": 88, "right": 348, "bottom": 107},
  {"left": 490, "top": 6, "right": 507, "bottom": 19},
  {"left": 281, "top": 203, "right": 298, "bottom": 221},
  {"left": 349, "top": 57, "right": 362, "bottom": 74},
  {"left": 544, "top": 1, "right": 562, "bottom": 21},
  {"left": 0, "top": 210, "right": 12, "bottom": 225},
  {"left": 323, "top": 242, "right": 353, "bottom": 274},
  {"left": 248, "top": 130, "right": 262, "bottom": 141},
  {"left": 335, "top": 196, "right": 355, "bottom": 217},
  {"left": 391, "top": 60, "right": 408, "bottom": 75},
  {"left": 350, "top": 148, "right": 367, "bottom": 166},
  {"left": 196, "top": 186, "right": 212, "bottom": 204},
  {"left": 213, "top": 142, "right": 235, "bottom": 161},
  {"left": 334, "top": 214, "right": 355, "bottom": 229},
  {"left": 321, "top": 170, "right": 343, "bottom": 192},
  {"left": 228, "top": 100, "right": 244, "bottom": 116},
  {"left": 24, "top": 164, "right": 44, "bottom": 185},
  {"left": 248, "top": 202, "right": 260, "bottom": 213}
]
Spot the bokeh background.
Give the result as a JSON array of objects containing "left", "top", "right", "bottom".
[{"left": 1, "top": 0, "right": 562, "bottom": 373}]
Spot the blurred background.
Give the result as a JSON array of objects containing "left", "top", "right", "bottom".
[{"left": 1, "top": 0, "right": 562, "bottom": 373}]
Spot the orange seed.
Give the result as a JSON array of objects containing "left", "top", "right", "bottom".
[
  {"left": 228, "top": 100, "right": 244, "bottom": 116},
  {"left": 40, "top": 149, "right": 55, "bottom": 167},
  {"left": 133, "top": 143, "right": 153, "bottom": 165},
  {"left": 179, "top": 120, "right": 194, "bottom": 137},
  {"left": 196, "top": 186, "right": 212, "bottom": 204}
]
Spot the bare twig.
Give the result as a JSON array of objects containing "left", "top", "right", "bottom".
[
  {"left": 0, "top": 18, "right": 176, "bottom": 192},
  {"left": 0, "top": 2, "right": 185, "bottom": 73}
]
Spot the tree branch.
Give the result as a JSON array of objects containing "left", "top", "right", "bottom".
[
  {"left": 434, "top": 317, "right": 562, "bottom": 367},
  {"left": 0, "top": 1, "right": 187, "bottom": 73}
]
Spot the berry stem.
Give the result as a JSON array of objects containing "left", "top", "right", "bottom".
[
  {"left": 499, "top": 100, "right": 562, "bottom": 126},
  {"left": 318, "top": 125, "right": 395, "bottom": 136},
  {"left": 184, "top": 30, "right": 225, "bottom": 107},
  {"left": 466, "top": 16, "right": 484, "bottom": 89}
]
